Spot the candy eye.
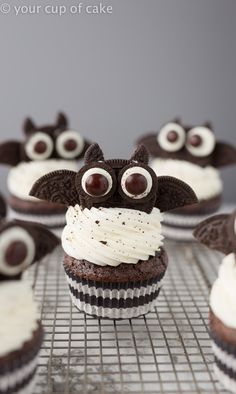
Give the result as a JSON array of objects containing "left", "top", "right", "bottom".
[
  {"left": 121, "top": 167, "right": 152, "bottom": 199},
  {"left": 25, "top": 132, "right": 53, "bottom": 160},
  {"left": 56, "top": 130, "right": 84, "bottom": 159},
  {"left": 82, "top": 168, "right": 113, "bottom": 197},
  {"left": 0, "top": 227, "right": 35, "bottom": 276},
  {"left": 158, "top": 123, "right": 185, "bottom": 152},
  {"left": 186, "top": 127, "right": 216, "bottom": 157}
]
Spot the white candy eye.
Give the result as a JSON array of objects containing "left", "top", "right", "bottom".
[
  {"left": 82, "top": 168, "right": 113, "bottom": 197},
  {"left": 0, "top": 227, "right": 35, "bottom": 276},
  {"left": 158, "top": 123, "right": 186, "bottom": 152},
  {"left": 25, "top": 132, "right": 53, "bottom": 160},
  {"left": 56, "top": 130, "right": 84, "bottom": 159},
  {"left": 121, "top": 166, "right": 152, "bottom": 199},
  {"left": 186, "top": 127, "right": 216, "bottom": 157}
]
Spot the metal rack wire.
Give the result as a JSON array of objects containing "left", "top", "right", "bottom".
[{"left": 27, "top": 240, "right": 229, "bottom": 394}]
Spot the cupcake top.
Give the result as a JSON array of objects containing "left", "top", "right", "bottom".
[
  {"left": 0, "top": 112, "right": 91, "bottom": 167},
  {"left": 8, "top": 159, "right": 79, "bottom": 201},
  {"left": 30, "top": 144, "right": 197, "bottom": 266},
  {"left": 194, "top": 210, "right": 236, "bottom": 328},
  {"left": 0, "top": 203, "right": 59, "bottom": 356},
  {"left": 210, "top": 253, "right": 236, "bottom": 329},
  {"left": 0, "top": 281, "right": 39, "bottom": 356},
  {"left": 138, "top": 119, "right": 236, "bottom": 168}
]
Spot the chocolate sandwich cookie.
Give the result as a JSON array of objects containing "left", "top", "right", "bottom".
[
  {"left": 137, "top": 119, "right": 236, "bottom": 241},
  {"left": 0, "top": 112, "right": 91, "bottom": 233},
  {"left": 30, "top": 143, "right": 197, "bottom": 319}
]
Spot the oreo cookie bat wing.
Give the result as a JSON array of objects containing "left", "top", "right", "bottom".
[
  {"left": 155, "top": 176, "right": 198, "bottom": 212},
  {"left": 30, "top": 170, "right": 78, "bottom": 206},
  {"left": 212, "top": 142, "right": 236, "bottom": 167},
  {"left": 0, "top": 141, "right": 22, "bottom": 166},
  {"left": 193, "top": 214, "right": 232, "bottom": 254}
]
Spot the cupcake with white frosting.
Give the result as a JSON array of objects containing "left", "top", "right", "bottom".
[
  {"left": 194, "top": 210, "right": 236, "bottom": 393},
  {"left": 0, "top": 112, "right": 91, "bottom": 235},
  {"left": 0, "top": 212, "right": 59, "bottom": 394},
  {"left": 138, "top": 119, "right": 236, "bottom": 241},
  {"left": 30, "top": 143, "right": 197, "bottom": 319}
]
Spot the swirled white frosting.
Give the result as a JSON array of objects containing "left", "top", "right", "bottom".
[
  {"left": 151, "top": 158, "right": 222, "bottom": 201},
  {"left": 210, "top": 253, "right": 236, "bottom": 329},
  {"left": 62, "top": 205, "right": 163, "bottom": 267},
  {"left": 8, "top": 159, "right": 78, "bottom": 201},
  {"left": 0, "top": 281, "right": 39, "bottom": 357}
]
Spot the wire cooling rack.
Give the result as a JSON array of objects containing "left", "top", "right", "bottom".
[{"left": 27, "top": 241, "right": 229, "bottom": 394}]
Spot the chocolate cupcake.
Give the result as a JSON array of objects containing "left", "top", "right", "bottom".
[
  {"left": 137, "top": 119, "right": 236, "bottom": 241},
  {"left": 0, "top": 214, "right": 59, "bottom": 394},
  {"left": 0, "top": 112, "right": 91, "bottom": 235},
  {"left": 194, "top": 210, "right": 236, "bottom": 392},
  {"left": 30, "top": 143, "right": 197, "bottom": 319}
]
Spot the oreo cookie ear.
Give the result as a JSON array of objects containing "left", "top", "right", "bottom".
[
  {"left": 193, "top": 214, "right": 231, "bottom": 254},
  {"left": 26, "top": 222, "right": 60, "bottom": 262},
  {"left": 57, "top": 112, "right": 68, "bottom": 129},
  {"left": 136, "top": 134, "right": 159, "bottom": 157},
  {"left": 130, "top": 145, "right": 149, "bottom": 164},
  {"left": 30, "top": 170, "right": 78, "bottom": 206},
  {"left": 0, "top": 141, "right": 22, "bottom": 166},
  {"left": 155, "top": 176, "right": 198, "bottom": 212},
  {"left": 84, "top": 143, "right": 104, "bottom": 164},
  {"left": 23, "top": 117, "right": 36, "bottom": 135},
  {"left": 213, "top": 142, "right": 236, "bottom": 167},
  {"left": 0, "top": 194, "right": 6, "bottom": 219}
]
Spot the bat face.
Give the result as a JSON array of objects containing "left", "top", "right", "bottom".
[
  {"left": 0, "top": 112, "right": 91, "bottom": 166},
  {"left": 194, "top": 210, "right": 236, "bottom": 255},
  {"left": 0, "top": 220, "right": 59, "bottom": 281},
  {"left": 30, "top": 144, "right": 198, "bottom": 214},
  {"left": 138, "top": 119, "right": 236, "bottom": 168}
]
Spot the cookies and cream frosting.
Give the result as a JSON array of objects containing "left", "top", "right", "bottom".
[
  {"left": 0, "top": 281, "right": 39, "bottom": 357},
  {"left": 151, "top": 158, "right": 222, "bottom": 201},
  {"left": 62, "top": 205, "right": 163, "bottom": 267},
  {"left": 8, "top": 159, "right": 79, "bottom": 201},
  {"left": 210, "top": 253, "right": 236, "bottom": 329}
]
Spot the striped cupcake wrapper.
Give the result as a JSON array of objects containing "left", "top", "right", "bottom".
[
  {"left": 211, "top": 330, "right": 236, "bottom": 393},
  {"left": 64, "top": 269, "right": 164, "bottom": 319},
  {"left": 0, "top": 325, "right": 43, "bottom": 394}
]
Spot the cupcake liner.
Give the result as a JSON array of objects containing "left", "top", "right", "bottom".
[
  {"left": 162, "top": 224, "right": 195, "bottom": 242},
  {"left": 65, "top": 271, "right": 163, "bottom": 319},
  {"left": 0, "top": 325, "right": 43, "bottom": 394},
  {"left": 8, "top": 208, "right": 65, "bottom": 233},
  {"left": 211, "top": 334, "right": 236, "bottom": 393}
]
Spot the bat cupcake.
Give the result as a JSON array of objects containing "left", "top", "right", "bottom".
[
  {"left": 137, "top": 119, "right": 236, "bottom": 241},
  {"left": 0, "top": 200, "right": 59, "bottom": 394},
  {"left": 0, "top": 112, "right": 91, "bottom": 234},
  {"left": 194, "top": 210, "right": 236, "bottom": 393},
  {"left": 30, "top": 143, "right": 197, "bottom": 319}
]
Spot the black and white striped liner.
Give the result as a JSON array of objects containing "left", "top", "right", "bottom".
[
  {"left": 65, "top": 273, "right": 163, "bottom": 319},
  {"left": 0, "top": 326, "right": 43, "bottom": 394},
  {"left": 212, "top": 337, "right": 236, "bottom": 393},
  {"left": 0, "top": 350, "right": 40, "bottom": 394}
]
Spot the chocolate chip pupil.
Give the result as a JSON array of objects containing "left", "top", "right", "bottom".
[
  {"left": 189, "top": 134, "right": 202, "bottom": 147},
  {"left": 64, "top": 139, "right": 78, "bottom": 152},
  {"left": 125, "top": 173, "right": 148, "bottom": 196},
  {"left": 5, "top": 241, "right": 28, "bottom": 267},
  {"left": 34, "top": 140, "right": 47, "bottom": 154},
  {"left": 167, "top": 131, "right": 179, "bottom": 143},
  {"left": 85, "top": 173, "right": 109, "bottom": 196}
]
